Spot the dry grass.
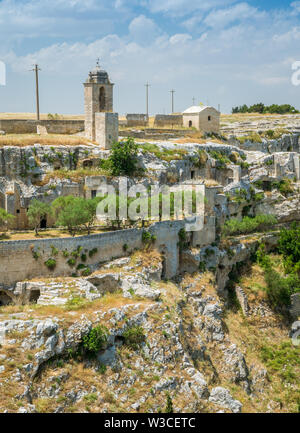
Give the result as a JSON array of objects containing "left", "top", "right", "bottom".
[
  {"left": 40, "top": 167, "right": 110, "bottom": 184},
  {"left": 0, "top": 134, "right": 95, "bottom": 147},
  {"left": 0, "top": 113, "right": 84, "bottom": 120},
  {"left": 0, "top": 227, "right": 109, "bottom": 241}
]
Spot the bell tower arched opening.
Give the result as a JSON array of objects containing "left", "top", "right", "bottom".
[{"left": 99, "top": 87, "right": 105, "bottom": 111}]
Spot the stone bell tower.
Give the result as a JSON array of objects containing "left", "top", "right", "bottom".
[{"left": 84, "top": 60, "right": 115, "bottom": 142}]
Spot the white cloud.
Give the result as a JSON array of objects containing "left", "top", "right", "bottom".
[
  {"left": 128, "top": 15, "right": 160, "bottom": 44},
  {"left": 146, "top": 0, "right": 237, "bottom": 16},
  {"left": 273, "top": 26, "right": 300, "bottom": 43},
  {"left": 169, "top": 34, "right": 192, "bottom": 45},
  {"left": 291, "top": 1, "right": 300, "bottom": 14},
  {"left": 1, "top": 0, "right": 300, "bottom": 114},
  {"left": 204, "top": 2, "right": 266, "bottom": 28}
]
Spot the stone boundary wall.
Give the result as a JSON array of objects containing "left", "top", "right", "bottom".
[
  {"left": 0, "top": 220, "right": 189, "bottom": 288},
  {"left": 126, "top": 114, "right": 148, "bottom": 127},
  {"left": 0, "top": 119, "right": 85, "bottom": 135},
  {"left": 119, "top": 128, "right": 193, "bottom": 140},
  {"left": 154, "top": 115, "right": 183, "bottom": 128}
]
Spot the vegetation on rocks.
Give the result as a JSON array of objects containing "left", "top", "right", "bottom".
[
  {"left": 0, "top": 208, "right": 14, "bottom": 233},
  {"left": 232, "top": 103, "right": 299, "bottom": 115},
  {"left": 82, "top": 325, "right": 109, "bottom": 355},
  {"left": 222, "top": 214, "right": 277, "bottom": 237}
]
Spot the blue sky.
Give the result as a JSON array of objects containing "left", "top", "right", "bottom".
[{"left": 0, "top": 0, "right": 300, "bottom": 114}]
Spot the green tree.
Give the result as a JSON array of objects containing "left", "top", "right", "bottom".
[
  {"left": 0, "top": 208, "right": 14, "bottom": 233},
  {"left": 51, "top": 195, "right": 76, "bottom": 219},
  {"left": 27, "top": 199, "right": 51, "bottom": 235},
  {"left": 108, "top": 137, "right": 139, "bottom": 176},
  {"left": 55, "top": 197, "right": 97, "bottom": 236},
  {"left": 278, "top": 222, "right": 300, "bottom": 275}
]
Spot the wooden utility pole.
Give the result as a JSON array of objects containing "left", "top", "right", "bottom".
[
  {"left": 145, "top": 82, "right": 150, "bottom": 116},
  {"left": 31, "top": 64, "right": 41, "bottom": 120},
  {"left": 170, "top": 89, "right": 175, "bottom": 113}
]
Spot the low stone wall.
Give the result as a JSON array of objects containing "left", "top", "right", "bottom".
[
  {"left": 119, "top": 128, "right": 193, "bottom": 140},
  {"left": 0, "top": 220, "right": 192, "bottom": 288},
  {"left": 154, "top": 115, "right": 183, "bottom": 128},
  {"left": 126, "top": 114, "right": 148, "bottom": 127},
  {"left": 0, "top": 119, "right": 84, "bottom": 135}
]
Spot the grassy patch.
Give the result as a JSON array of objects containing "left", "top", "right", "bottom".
[{"left": 0, "top": 134, "right": 94, "bottom": 147}]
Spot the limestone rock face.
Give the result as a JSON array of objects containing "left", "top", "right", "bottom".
[{"left": 209, "top": 387, "right": 242, "bottom": 413}]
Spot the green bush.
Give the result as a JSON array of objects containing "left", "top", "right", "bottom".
[
  {"left": 278, "top": 222, "right": 300, "bottom": 274},
  {"left": 44, "top": 258, "right": 56, "bottom": 270},
  {"left": 264, "top": 267, "right": 299, "bottom": 307},
  {"left": 272, "top": 178, "right": 293, "bottom": 196},
  {"left": 260, "top": 341, "right": 300, "bottom": 384},
  {"left": 142, "top": 231, "right": 156, "bottom": 246},
  {"left": 123, "top": 326, "right": 145, "bottom": 350},
  {"left": 81, "top": 267, "right": 92, "bottom": 276},
  {"left": 256, "top": 243, "right": 300, "bottom": 308},
  {"left": 222, "top": 214, "right": 277, "bottom": 237},
  {"left": 108, "top": 137, "right": 139, "bottom": 176},
  {"left": 165, "top": 392, "right": 173, "bottom": 413},
  {"left": 82, "top": 325, "right": 109, "bottom": 354},
  {"left": 67, "top": 258, "right": 76, "bottom": 267},
  {"left": 89, "top": 248, "right": 98, "bottom": 257}
]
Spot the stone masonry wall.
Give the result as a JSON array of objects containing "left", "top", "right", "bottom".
[
  {"left": 0, "top": 220, "right": 196, "bottom": 287},
  {"left": 0, "top": 119, "right": 84, "bottom": 135},
  {"left": 154, "top": 115, "right": 183, "bottom": 128}
]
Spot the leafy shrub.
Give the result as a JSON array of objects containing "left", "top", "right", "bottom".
[
  {"left": 108, "top": 137, "right": 139, "bottom": 176},
  {"left": 44, "top": 258, "right": 56, "bottom": 270},
  {"left": 142, "top": 231, "right": 156, "bottom": 246},
  {"left": 51, "top": 245, "right": 59, "bottom": 256},
  {"left": 199, "top": 262, "right": 206, "bottom": 272},
  {"left": 260, "top": 341, "right": 300, "bottom": 384},
  {"left": 193, "top": 149, "right": 208, "bottom": 168},
  {"left": 208, "top": 150, "right": 231, "bottom": 168},
  {"left": 81, "top": 267, "right": 92, "bottom": 276},
  {"left": 82, "top": 325, "right": 109, "bottom": 354},
  {"left": 272, "top": 178, "right": 293, "bottom": 197},
  {"left": 278, "top": 222, "right": 300, "bottom": 274},
  {"left": 89, "top": 248, "right": 98, "bottom": 257},
  {"left": 222, "top": 214, "right": 277, "bottom": 237},
  {"left": 264, "top": 267, "right": 299, "bottom": 307},
  {"left": 123, "top": 326, "right": 145, "bottom": 350},
  {"left": 256, "top": 243, "right": 300, "bottom": 308},
  {"left": 165, "top": 392, "right": 173, "bottom": 413},
  {"left": 81, "top": 253, "right": 87, "bottom": 262},
  {"left": 0, "top": 208, "right": 15, "bottom": 232},
  {"left": 67, "top": 257, "right": 76, "bottom": 267}
]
